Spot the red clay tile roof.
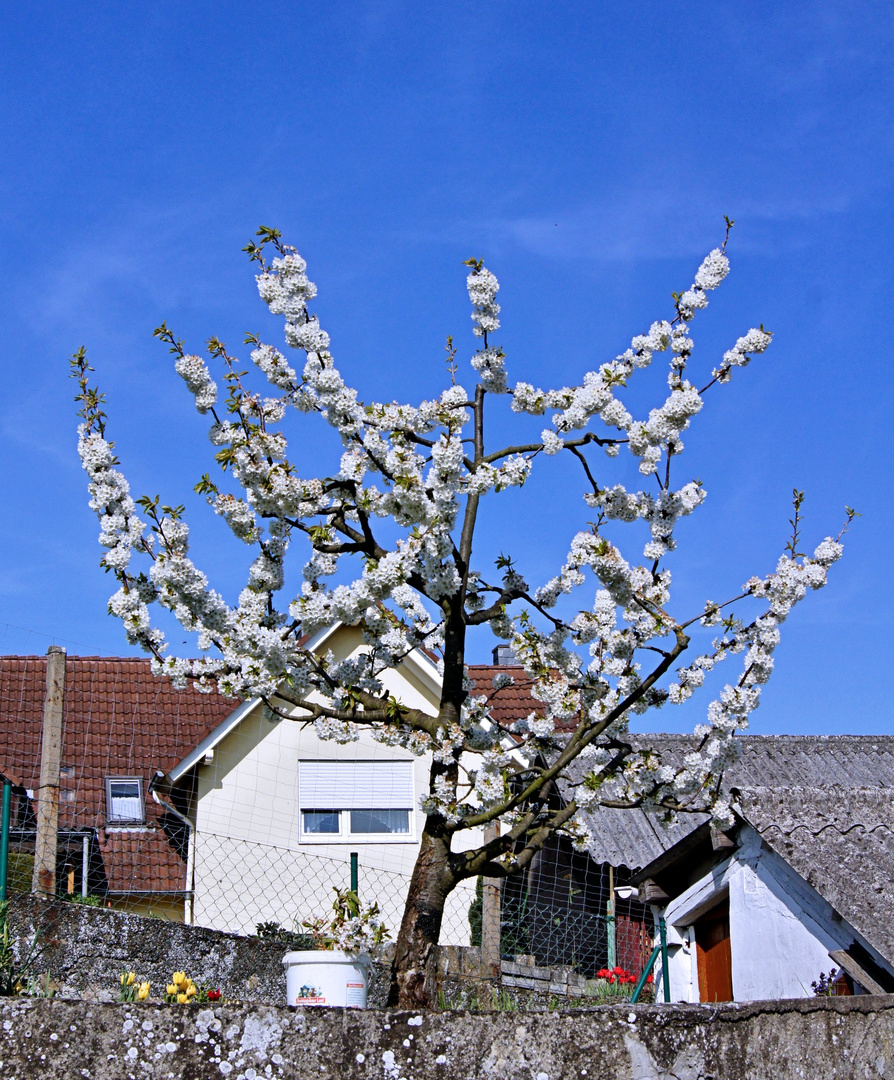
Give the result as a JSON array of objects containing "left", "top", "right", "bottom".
[
  {"left": 99, "top": 828, "right": 189, "bottom": 894},
  {"left": 0, "top": 654, "right": 237, "bottom": 894},
  {"left": 466, "top": 665, "right": 545, "bottom": 728},
  {"left": 467, "top": 664, "right": 581, "bottom": 733}
]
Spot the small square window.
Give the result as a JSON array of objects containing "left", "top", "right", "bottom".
[{"left": 106, "top": 778, "right": 143, "bottom": 824}]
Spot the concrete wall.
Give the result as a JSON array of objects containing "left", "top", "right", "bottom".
[
  {"left": 187, "top": 626, "right": 477, "bottom": 942},
  {"left": 2, "top": 996, "right": 893, "bottom": 1079},
  {"left": 661, "top": 826, "right": 890, "bottom": 1002},
  {"left": 3, "top": 897, "right": 638, "bottom": 1012}
]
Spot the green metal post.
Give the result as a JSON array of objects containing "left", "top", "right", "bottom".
[
  {"left": 659, "top": 916, "right": 670, "bottom": 1003},
  {"left": 350, "top": 851, "right": 358, "bottom": 897},
  {"left": 629, "top": 945, "right": 659, "bottom": 1004},
  {"left": 0, "top": 780, "right": 11, "bottom": 902},
  {"left": 606, "top": 913, "right": 616, "bottom": 969}
]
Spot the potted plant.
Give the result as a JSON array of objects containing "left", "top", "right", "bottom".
[{"left": 282, "top": 888, "right": 389, "bottom": 1008}]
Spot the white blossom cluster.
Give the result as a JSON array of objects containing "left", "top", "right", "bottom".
[
  {"left": 75, "top": 234, "right": 847, "bottom": 855},
  {"left": 175, "top": 355, "right": 218, "bottom": 413}
]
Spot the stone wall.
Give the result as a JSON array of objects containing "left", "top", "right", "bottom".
[
  {"left": 1, "top": 996, "right": 893, "bottom": 1079},
  {"left": 5, "top": 896, "right": 581, "bottom": 1008}
]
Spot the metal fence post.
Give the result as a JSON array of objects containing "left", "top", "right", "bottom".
[
  {"left": 659, "top": 916, "right": 670, "bottom": 1003},
  {"left": 0, "top": 779, "right": 11, "bottom": 902},
  {"left": 350, "top": 852, "right": 358, "bottom": 897}
]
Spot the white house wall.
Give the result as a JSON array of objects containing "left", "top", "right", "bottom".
[
  {"left": 189, "top": 626, "right": 479, "bottom": 944},
  {"left": 661, "top": 826, "right": 874, "bottom": 1003}
]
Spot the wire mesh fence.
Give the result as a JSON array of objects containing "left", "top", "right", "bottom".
[
  {"left": 190, "top": 831, "right": 476, "bottom": 946},
  {"left": 0, "top": 651, "right": 658, "bottom": 993}
]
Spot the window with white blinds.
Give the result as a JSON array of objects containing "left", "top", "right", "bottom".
[
  {"left": 106, "top": 777, "right": 144, "bottom": 824},
  {"left": 298, "top": 760, "right": 413, "bottom": 837}
]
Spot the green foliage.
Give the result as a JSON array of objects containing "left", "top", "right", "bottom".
[
  {"left": 255, "top": 920, "right": 315, "bottom": 950},
  {"left": 436, "top": 983, "right": 518, "bottom": 1012},
  {"left": 65, "top": 893, "right": 103, "bottom": 907},
  {"left": 5, "top": 852, "right": 33, "bottom": 894},
  {"left": 468, "top": 877, "right": 483, "bottom": 948},
  {"left": 0, "top": 901, "right": 49, "bottom": 997}
]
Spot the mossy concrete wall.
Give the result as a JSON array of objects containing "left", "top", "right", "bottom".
[
  {"left": 1, "top": 996, "right": 893, "bottom": 1079},
  {"left": 5, "top": 897, "right": 537, "bottom": 1007}
]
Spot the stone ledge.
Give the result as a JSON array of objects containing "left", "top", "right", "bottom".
[{"left": 1, "top": 996, "right": 893, "bottom": 1079}]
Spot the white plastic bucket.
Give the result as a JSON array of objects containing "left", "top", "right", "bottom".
[{"left": 282, "top": 950, "right": 371, "bottom": 1008}]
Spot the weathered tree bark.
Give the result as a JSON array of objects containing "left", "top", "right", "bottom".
[{"left": 387, "top": 826, "right": 455, "bottom": 1008}]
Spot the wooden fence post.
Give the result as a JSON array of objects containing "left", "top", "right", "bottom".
[
  {"left": 480, "top": 822, "right": 501, "bottom": 977},
  {"left": 32, "top": 646, "right": 65, "bottom": 897}
]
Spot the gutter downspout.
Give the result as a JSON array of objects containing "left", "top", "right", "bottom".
[{"left": 150, "top": 786, "right": 195, "bottom": 926}]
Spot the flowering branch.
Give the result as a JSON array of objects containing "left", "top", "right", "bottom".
[{"left": 73, "top": 222, "right": 851, "bottom": 1005}]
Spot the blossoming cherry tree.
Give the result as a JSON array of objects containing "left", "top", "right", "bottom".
[{"left": 72, "top": 223, "right": 852, "bottom": 1007}]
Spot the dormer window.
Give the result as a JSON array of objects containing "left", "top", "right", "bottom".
[{"left": 105, "top": 777, "right": 144, "bottom": 824}]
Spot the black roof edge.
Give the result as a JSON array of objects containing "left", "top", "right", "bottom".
[{"left": 631, "top": 819, "right": 715, "bottom": 885}]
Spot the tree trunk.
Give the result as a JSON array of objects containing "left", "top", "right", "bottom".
[{"left": 388, "top": 828, "right": 455, "bottom": 1008}]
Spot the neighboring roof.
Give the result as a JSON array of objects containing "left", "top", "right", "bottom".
[
  {"left": 736, "top": 786, "right": 894, "bottom": 965},
  {"left": 165, "top": 633, "right": 444, "bottom": 785},
  {"left": 0, "top": 654, "right": 237, "bottom": 893},
  {"left": 561, "top": 735, "right": 894, "bottom": 872},
  {"left": 99, "top": 828, "right": 190, "bottom": 894},
  {"left": 467, "top": 665, "right": 543, "bottom": 729}
]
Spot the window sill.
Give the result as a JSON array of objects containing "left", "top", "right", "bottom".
[{"left": 298, "top": 834, "right": 417, "bottom": 845}]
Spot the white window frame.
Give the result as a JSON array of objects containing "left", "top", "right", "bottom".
[
  {"left": 298, "top": 760, "right": 415, "bottom": 844},
  {"left": 105, "top": 776, "right": 144, "bottom": 825}
]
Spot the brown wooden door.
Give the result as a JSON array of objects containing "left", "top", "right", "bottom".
[{"left": 695, "top": 898, "right": 733, "bottom": 1002}]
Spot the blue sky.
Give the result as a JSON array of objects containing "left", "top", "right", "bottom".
[{"left": 1, "top": 2, "right": 891, "bottom": 734}]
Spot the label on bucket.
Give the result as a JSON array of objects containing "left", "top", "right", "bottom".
[
  {"left": 345, "top": 982, "right": 365, "bottom": 1008},
  {"left": 296, "top": 983, "right": 326, "bottom": 1006}
]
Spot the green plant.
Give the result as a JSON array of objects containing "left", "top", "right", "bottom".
[
  {"left": 66, "top": 893, "right": 104, "bottom": 907},
  {"left": 20, "top": 972, "right": 59, "bottom": 998},
  {"left": 0, "top": 901, "right": 49, "bottom": 996},
  {"left": 119, "top": 970, "right": 150, "bottom": 1002},
  {"left": 299, "top": 888, "right": 389, "bottom": 955},
  {"left": 436, "top": 982, "right": 518, "bottom": 1012},
  {"left": 5, "top": 853, "right": 34, "bottom": 894},
  {"left": 255, "top": 920, "right": 315, "bottom": 950},
  {"left": 468, "top": 878, "right": 483, "bottom": 947},
  {"left": 162, "top": 971, "right": 222, "bottom": 1004}
]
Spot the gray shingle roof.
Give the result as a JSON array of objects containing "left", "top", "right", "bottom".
[
  {"left": 736, "top": 786, "right": 894, "bottom": 964},
  {"left": 561, "top": 734, "right": 894, "bottom": 871}
]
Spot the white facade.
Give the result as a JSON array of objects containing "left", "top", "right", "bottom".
[
  {"left": 178, "top": 624, "right": 480, "bottom": 944},
  {"left": 656, "top": 825, "right": 882, "bottom": 1002}
]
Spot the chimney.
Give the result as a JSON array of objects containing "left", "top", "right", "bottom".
[{"left": 492, "top": 644, "right": 517, "bottom": 666}]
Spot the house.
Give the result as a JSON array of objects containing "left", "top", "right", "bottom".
[
  {"left": 154, "top": 622, "right": 483, "bottom": 942},
  {"left": 566, "top": 735, "right": 894, "bottom": 1000},
  {"left": 0, "top": 634, "right": 484, "bottom": 944},
  {"left": 0, "top": 653, "right": 234, "bottom": 919},
  {"left": 9, "top": 646, "right": 887, "bottom": 998}
]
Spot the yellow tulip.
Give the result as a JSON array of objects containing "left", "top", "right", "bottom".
[
  {"left": 166, "top": 984, "right": 178, "bottom": 996},
  {"left": 186, "top": 984, "right": 197, "bottom": 997},
  {"left": 172, "top": 971, "right": 186, "bottom": 986},
  {"left": 137, "top": 982, "right": 150, "bottom": 1001},
  {"left": 177, "top": 993, "right": 188, "bottom": 1004},
  {"left": 127, "top": 972, "right": 136, "bottom": 986}
]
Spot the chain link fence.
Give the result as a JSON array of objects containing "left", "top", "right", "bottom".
[{"left": 190, "top": 831, "right": 475, "bottom": 946}]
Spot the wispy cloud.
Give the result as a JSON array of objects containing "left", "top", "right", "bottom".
[{"left": 480, "top": 183, "right": 857, "bottom": 264}]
